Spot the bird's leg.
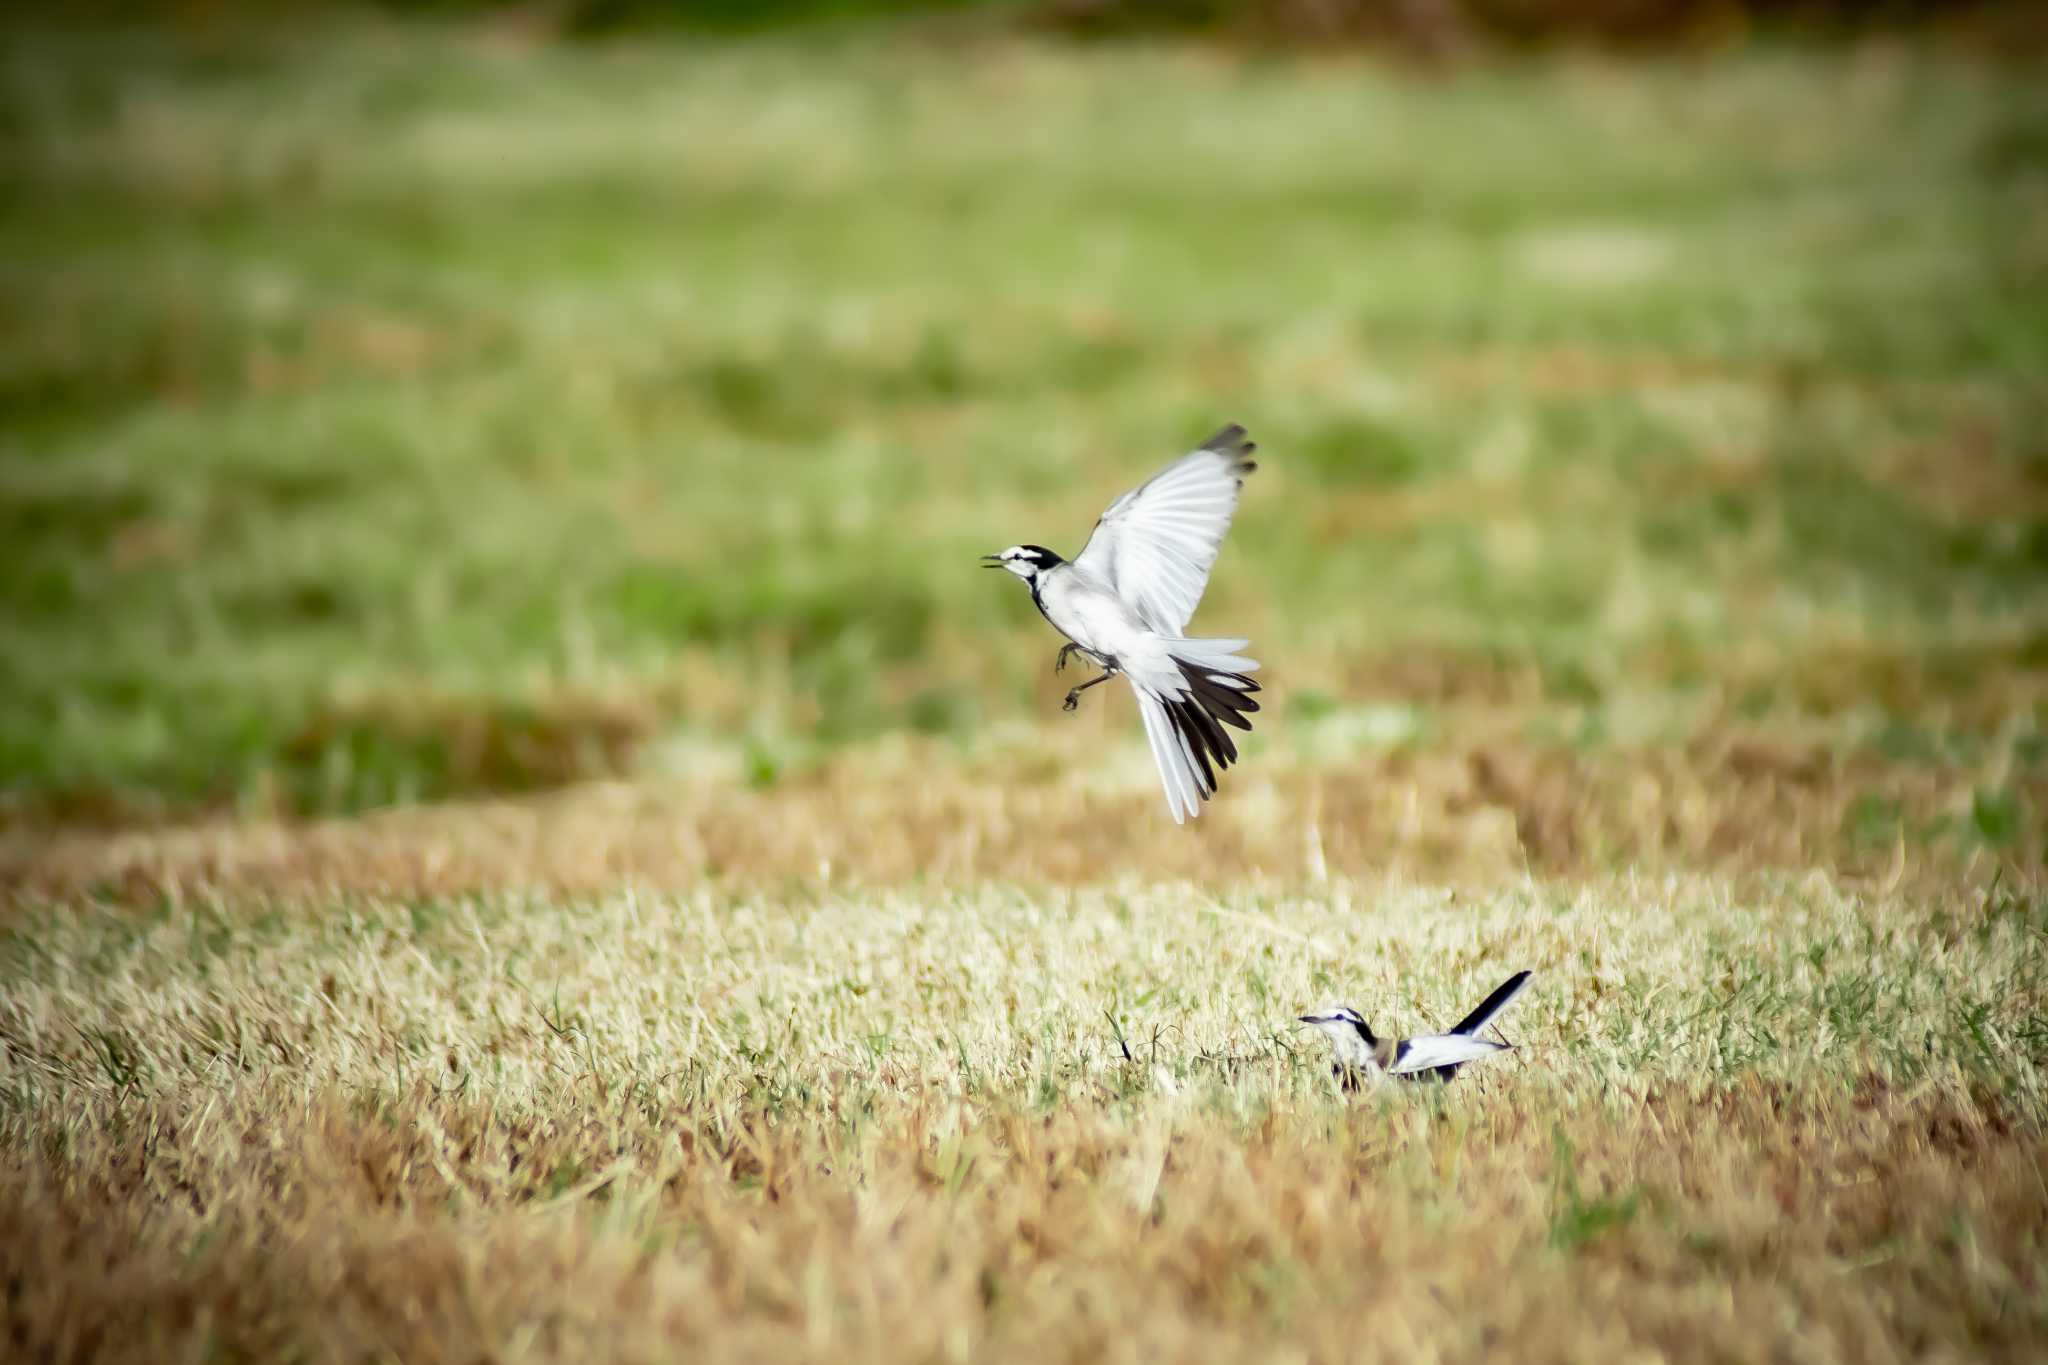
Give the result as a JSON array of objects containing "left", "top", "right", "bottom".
[
  {"left": 1063, "top": 671, "right": 1114, "bottom": 712},
  {"left": 1055, "top": 643, "right": 1079, "bottom": 674}
]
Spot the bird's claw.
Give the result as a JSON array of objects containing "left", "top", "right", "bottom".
[
  {"left": 1063, "top": 691, "right": 1080, "bottom": 712},
  {"left": 1055, "top": 644, "right": 1076, "bottom": 674}
]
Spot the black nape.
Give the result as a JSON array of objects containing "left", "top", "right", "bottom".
[{"left": 1018, "top": 544, "right": 1064, "bottom": 570}]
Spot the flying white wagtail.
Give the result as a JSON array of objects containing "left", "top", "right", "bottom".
[
  {"left": 983, "top": 424, "right": 1261, "bottom": 824},
  {"left": 1298, "top": 970, "right": 1532, "bottom": 1087}
]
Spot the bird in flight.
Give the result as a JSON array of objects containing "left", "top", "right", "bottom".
[
  {"left": 984, "top": 424, "right": 1262, "bottom": 823},
  {"left": 1298, "top": 971, "right": 1533, "bottom": 1086}
]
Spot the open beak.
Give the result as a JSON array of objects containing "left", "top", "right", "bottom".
[{"left": 980, "top": 554, "right": 1003, "bottom": 568}]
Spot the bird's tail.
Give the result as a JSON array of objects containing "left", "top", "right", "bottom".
[
  {"left": 1449, "top": 970, "right": 1533, "bottom": 1037},
  {"left": 1129, "top": 637, "right": 1261, "bottom": 824},
  {"left": 1161, "top": 638, "right": 1260, "bottom": 801}
]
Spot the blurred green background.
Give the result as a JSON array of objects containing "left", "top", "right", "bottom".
[{"left": 1, "top": 2, "right": 2043, "bottom": 819}]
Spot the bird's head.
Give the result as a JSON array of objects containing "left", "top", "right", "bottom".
[
  {"left": 1297, "top": 1005, "right": 1377, "bottom": 1050},
  {"left": 981, "top": 544, "right": 1063, "bottom": 582}
]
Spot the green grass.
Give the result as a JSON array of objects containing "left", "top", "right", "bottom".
[{"left": 1, "top": 21, "right": 2045, "bottom": 816}]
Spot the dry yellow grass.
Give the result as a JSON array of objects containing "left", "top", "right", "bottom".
[
  {"left": 6, "top": 724, "right": 2039, "bottom": 900},
  {"left": 4, "top": 753, "right": 2044, "bottom": 1363}
]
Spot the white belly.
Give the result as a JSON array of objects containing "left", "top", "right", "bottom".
[{"left": 1038, "top": 567, "right": 1149, "bottom": 665}]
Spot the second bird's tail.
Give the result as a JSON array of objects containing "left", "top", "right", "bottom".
[
  {"left": 1408, "top": 971, "right": 1533, "bottom": 1081},
  {"left": 1449, "top": 970, "right": 1533, "bottom": 1037}
]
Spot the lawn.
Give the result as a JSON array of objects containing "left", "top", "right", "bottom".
[{"left": 1, "top": 11, "right": 2045, "bottom": 1363}]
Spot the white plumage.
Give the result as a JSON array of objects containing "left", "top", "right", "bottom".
[
  {"left": 1073, "top": 439, "right": 1253, "bottom": 636},
  {"left": 1384, "top": 1032, "right": 1511, "bottom": 1075},
  {"left": 984, "top": 425, "right": 1261, "bottom": 823}
]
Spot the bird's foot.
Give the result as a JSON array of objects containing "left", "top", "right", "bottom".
[
  {"left": 1055, "top": 644, "right": 1077, "bottom": 674},
  {"left": 1063, "top": 690, "right": 1080, "bottom": 712}
]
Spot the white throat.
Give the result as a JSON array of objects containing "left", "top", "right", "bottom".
[{"left": 1309, "top": 1019, "right": 1379, "bottom": 1070}]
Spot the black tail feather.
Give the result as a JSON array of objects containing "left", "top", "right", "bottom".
[
  {"left": 1184, "top": 666, "right": 1260, "bottom": 729},
  {"left": 1175, "top": 659, "right": 1261, "bottom": 736},
  {"left": 1160, "top": 656, "right": 1261, "bottom": 803},
  {"left": 1172, "top": 692, "right": 1235, "bottom": 768},
  {"left": 1449, "top": 970, "right": 1533, "bottom": 1037},
  {"left": 1164, "top": 699, "right": 1218, "bottom": 795}
]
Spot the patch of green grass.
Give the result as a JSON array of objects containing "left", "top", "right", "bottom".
[
  {"left": 1, "top": 23, "right": 2043, "bottom": 814},
  {"left": 1548, "top": 1126, "right": 1641, "bottom": 1251}
]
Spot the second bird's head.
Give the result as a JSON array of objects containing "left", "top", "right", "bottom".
[
  {"left": 1298, "top": 1006, "right": 1377, "bottom": 1048},
  {"left": 982, "top": 545, "right": 1063, "bottom": 581}
]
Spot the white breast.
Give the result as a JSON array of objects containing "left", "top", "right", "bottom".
[
  {"left": 1039, "top": 566, "right": 1149, "bottom": 661},
  {"left": 1312, "top": 1021, "right": 1380, "bottom": 1071}
]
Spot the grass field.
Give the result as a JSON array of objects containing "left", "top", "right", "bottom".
[{"left": 3, "top": 11, "right": 2047, "bottom": 1363}]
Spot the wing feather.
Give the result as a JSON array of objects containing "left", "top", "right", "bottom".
[
  {"left": 1387, "top": 1033, "right": 1509, "bottom": 1075},
  {"left": 1073, "top": 425, "right": 1257, "bottom": 635}
]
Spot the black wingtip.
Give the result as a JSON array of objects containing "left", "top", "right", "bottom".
[{"left": 1200, "top": 423, "right": 1257, "bottom": 475}]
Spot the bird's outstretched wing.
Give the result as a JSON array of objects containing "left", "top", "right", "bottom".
[
  {"left": 1073, "top": 425, "right": 1256, "bottom": 636},
  {"left": 1387, "top": 1033, "right": 1508, "bottom": 1075}
]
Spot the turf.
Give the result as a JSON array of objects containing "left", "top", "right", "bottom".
[
  {"left": 1, "top": 13, "right": 2046, "bottom": 1363},
  {"left": 4, "top": 833, "right": 2046, "bottom": 1361}
]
